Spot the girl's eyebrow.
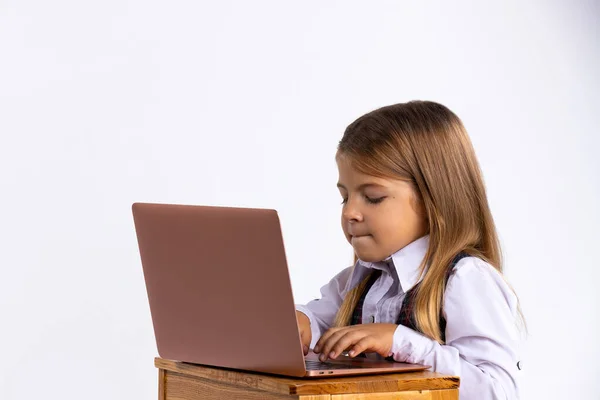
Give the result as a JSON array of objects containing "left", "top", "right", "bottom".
[{"left": 336, "top": 182, "right": 386, "bottom": 190}]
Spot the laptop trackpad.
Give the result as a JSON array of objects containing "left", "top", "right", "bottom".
[{"left": 304, "top": 350, "right": 394, "bottom": 370}]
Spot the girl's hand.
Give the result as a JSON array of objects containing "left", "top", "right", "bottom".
[
  {"left": 296, "top": 311, "right": 312, "bottom": 355},
  {"left": 313, "top": 324, "right": 398, "bottom": 361}
]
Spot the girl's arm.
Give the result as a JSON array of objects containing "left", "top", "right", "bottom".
[
  {"left": 390, "top": 257, "right": 521, "bottom": 400},
  {"left": 295, "top": 266, "right": 353, "bottom": 348}
]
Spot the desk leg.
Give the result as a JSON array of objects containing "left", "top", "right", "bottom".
[{"left": 158, "top": 369, "right": 166, "bottom": 400}]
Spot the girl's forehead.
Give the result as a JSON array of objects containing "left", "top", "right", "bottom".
[
  {"left": 336, "top": 155, "right": 413, "bottom": 190},
  {"left": 337, "top": 166, "right": 399, "bottom": 189}
]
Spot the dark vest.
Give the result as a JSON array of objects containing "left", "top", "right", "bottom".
[{"left": 350, "top": 252, "right": 470, "bottom": 343}]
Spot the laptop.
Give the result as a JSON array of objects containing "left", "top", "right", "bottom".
[{"left": 132, "top": 202, "right": 429, "bottom": 377}]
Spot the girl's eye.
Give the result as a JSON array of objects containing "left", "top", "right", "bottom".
[
  {"left": 366, "top": 196, "right": 386, "bottom": 204},
  {"left": 340, "top": 196, "right": 386, "bottom": 205}
]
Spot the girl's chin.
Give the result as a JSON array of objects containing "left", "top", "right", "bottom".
[{"left": 352, "top": 247, "right": 385, "bottom": 263}]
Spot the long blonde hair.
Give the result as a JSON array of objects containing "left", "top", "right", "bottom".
[{"left": 332, "top": 101, "right": 516, "bottom": 343}]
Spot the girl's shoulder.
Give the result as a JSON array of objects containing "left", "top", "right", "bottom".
[
  {"left": 450, "top": 255, "right": 501, "bottom": 277},
  {"left": 447, "top": 256, "right": 518, "bottom": 305}
]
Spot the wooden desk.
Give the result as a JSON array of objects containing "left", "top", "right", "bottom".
[{"left": 155, "top": 358, "right": 459, "bottom": 399}]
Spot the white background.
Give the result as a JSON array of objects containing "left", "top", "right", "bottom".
[{"left": 1, "top": 1, "right": 598, "bottom": 399}]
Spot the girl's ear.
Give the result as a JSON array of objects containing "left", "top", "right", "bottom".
[
  {"left": 410, "top": 188, "right": 427, "bottom": 217},
  {"left": 410, "top": 189, "right": 430, "bottom": 234}
]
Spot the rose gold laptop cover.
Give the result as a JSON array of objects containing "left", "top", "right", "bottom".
[{"left": 132, "top": 202, "right": 429, "bottom": 378}]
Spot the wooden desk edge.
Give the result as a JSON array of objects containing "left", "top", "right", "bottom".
[{"left": 155, "top": 357, "right": 460, "bottom": 396}]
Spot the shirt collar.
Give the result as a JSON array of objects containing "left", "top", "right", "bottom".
[{"left": 351, "top": 235, "right": 430, "bottom": 293}]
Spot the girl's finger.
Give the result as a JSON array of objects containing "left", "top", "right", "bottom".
[
  {"left": 314, "top": 327, "right": 342, "bottom": 353},
  {"left": 317, "top": 328, "right": 353, "bottom": 360},
  {"left": 329, "top": 330, "right": 365, "bottom": 359},
  {"left": 348, "top": 336, "right": 373, "bottom": 357},
  {"left": 319, "top": 328, "right": 362, "bottom": 361}
]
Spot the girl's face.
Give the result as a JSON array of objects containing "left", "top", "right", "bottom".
[{"left": 336, "top": 155, "right": 428, "bottom": 262}]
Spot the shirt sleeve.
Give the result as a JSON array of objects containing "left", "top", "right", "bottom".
[
  {"left": 389, "top": 257, "right": 521, "bottom": 400},
  {"left": 295, "top": 266, "right": 354, "bottom": 349}
]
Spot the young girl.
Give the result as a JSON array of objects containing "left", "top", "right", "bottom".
[{"left": 296, "top": 101, "right": 522, "bottom": 399}]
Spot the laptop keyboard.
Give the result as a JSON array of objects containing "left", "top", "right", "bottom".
[{"left": 305, "top": 359, "right": 368, "bottom": 370}]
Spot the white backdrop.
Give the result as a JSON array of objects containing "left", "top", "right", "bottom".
[{"left": 1, "top": 1, "right": 598, "bottom": 399}]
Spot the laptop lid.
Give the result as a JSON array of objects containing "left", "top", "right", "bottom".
[{"left": 132, "top": 202, "right": 307, "bottom": 377}]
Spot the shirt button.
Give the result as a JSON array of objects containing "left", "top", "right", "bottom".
[
  {"left": 517, "top": 361, "right": 522, "bottom": 370},
  {"left": 370, "top": 315, "right": 375, "bottom": 323}
]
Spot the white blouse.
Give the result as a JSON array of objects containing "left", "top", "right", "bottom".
[{"left": 296, "top": 235, "right": 521, "bottom": 400}]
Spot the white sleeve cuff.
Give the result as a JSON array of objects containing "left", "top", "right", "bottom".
[
  {"left": 391, "top": 324, "right": 437, "bottom": 364},
  {"left": 295, "top": 304, "right": 322, "bottom": 349}
]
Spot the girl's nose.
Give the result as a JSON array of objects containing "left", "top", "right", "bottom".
[{"left": 342, "top": 201, "right": 363, "bottom": 222}]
